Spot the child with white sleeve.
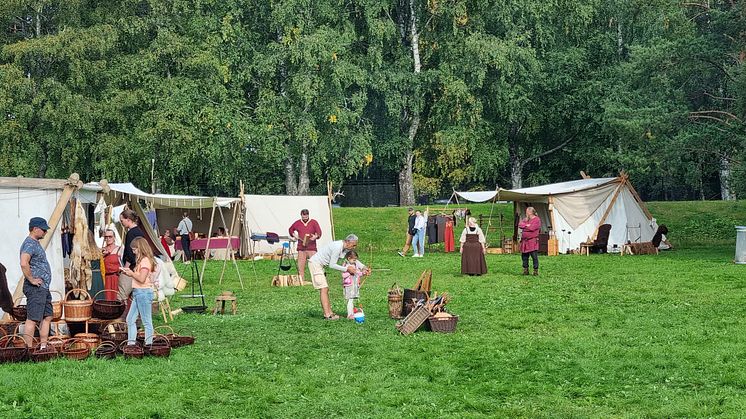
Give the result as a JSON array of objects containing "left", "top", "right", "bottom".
[{"left": 341, "top": 250, "right": 370, "bottom": 319}]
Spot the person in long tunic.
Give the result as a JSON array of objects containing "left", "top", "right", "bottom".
[
  {"left": 288, "top": 209, "right": 323, "bottom": 284},
  {"left": 101, "top": 229, "right": 122, "bottom": 300},
  {"left": 518, "top": 207, "right": 541, "bottom": 276},
  {"left": 459, "top": 217, "right": 487, "bottom": 275}
]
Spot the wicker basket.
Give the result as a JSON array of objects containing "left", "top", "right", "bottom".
[
  {"left": 63, "top": 338, "right": 91, "bottom": 360},
  {"left": 95, "top": 341, "right": 118, "bottom": 359},
  {"left": 120, "top": 340, "right": 144, "bottom": 359},
  {"left": 63, "top": 289, "right": 93, "bottom": 322},
  {"left": 47, "top": 336, "right": 66, "bottom": 354},
  {"left": 30, "top": 344, "right": 59, "bottom": 362},
  {"left": 154, "top": 325, "right": 179, "bottom": 348},
  {"left": 50, "top": 321, "right": 70, "bottom": 341},
  {"left": 396, "top": 305, "right": 432, "bottom": 336},
  {"left": 0, "top": 334, "right": 29, "bottom": 363},
  {"left": 11, "top": 297, "right": 27, "bottom": 321},
  {"left": 101, "top": 321, "right": 128, "bottom": 348},
  {"left": 92, "top": 290, "right": 125, "bottom": 320},
  {"left": 51, "top": 290, "right": 64, "bottom": 321},
  {"left": 144, "top": 335, "right": 171, "bottom": 357},
  {"left": 427, "top": 315, "right": 459, "bottom": 333},
  {"left": 388, "top": 283, "right": 404, "bottom": 319},
  {"left": 402, "top": 289, "right": 430, "bottom": 317},
  {"left": 173, "top": 334, "right": 195, "bottom": 346},
  {"left": 74, "top": 332, "right": 101, "bottom": 350},
  {"left": 0, "top": 321, "right": 19, "bottom": 336},
  {"left": 12, "top": 324, "right": 38, "bottom": 348}
]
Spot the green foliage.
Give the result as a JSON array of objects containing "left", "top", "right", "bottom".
[{"left": 0, "top": 0, "right": 744, "bottom": 199}]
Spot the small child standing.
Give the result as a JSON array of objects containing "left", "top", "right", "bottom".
[{"left": 341, "top": 250, "right": 369, "bottom": 319}]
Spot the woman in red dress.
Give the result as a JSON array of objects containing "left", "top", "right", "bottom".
[
  {"left": 518, "top": 207, "right": 541, "bottom": 276},
  {"left": 101, "top": 229, "right": 122, "bottom": 299}
]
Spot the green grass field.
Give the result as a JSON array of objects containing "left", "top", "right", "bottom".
[{"left": 1, "top": 202, "right": 746, "bottom": 418}]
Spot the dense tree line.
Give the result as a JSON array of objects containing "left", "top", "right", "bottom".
[{"left": 1, "top": 0, "right": 744, "bottom": 203}]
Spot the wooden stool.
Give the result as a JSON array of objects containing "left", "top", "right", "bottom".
[{"left": 213, "top": 293, "right": 237, "bottom": 315}]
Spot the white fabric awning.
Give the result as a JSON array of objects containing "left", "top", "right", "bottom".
[
  {"left": 497, "top": 178, "right": 618, "bottom": 202},
  {"left": 454, "top": 190, "right": 498, "bottom": 203},
  {"left": 86, "top": 182, "right": 240, "bottom": 209}
]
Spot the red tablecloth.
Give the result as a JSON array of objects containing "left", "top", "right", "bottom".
[{"left": 175, "top": 237, "right": 240, "bottom": 251}]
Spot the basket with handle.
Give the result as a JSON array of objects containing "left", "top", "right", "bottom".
[
  {"left": 47, "top": 336, "right": 66, "bottom": 354},
  {"left": 12, "top": 324, "right": 38, "bottom": 348},
  {"left": 11, "top": 297, "right": 27, "bottom": 321},
  {"left": 144, "top": 334, "right": 171, "bottom": 357},
  {"left": 95, "top": 341, "right": 118, "bottom": 359},
  {"left": 100, "top": 321, "right": 128, "bottom": 347},
  {"left": 63, "top": 289, "right": 93, "bottom": 322},
  {"left": 63, "top": 338, "right": 90, "bottom": 361},
  {"left": 154, "top": 325, "right": 179, "bottom": 348},
  {"left": 30, "top": 343, "right": 59, "bottom": 362},
  {"left": 0, "top": 334, "right": 29, "bottom": 363},
  {"left": 172, "top": 330, "right": 195, "bottom": 347},
  {"left": 120, "top": 340, "right": 144, "bottom": 359},
  {"left": 74, "top": 332, "right": 101, "bottom": 350},
  {"left": 92, "top": 289, "right": 126, "bottom": 320},
  {"left": 51, "top": 290, "right": 64, "bottom": 321},
  {"left": 395, "top": 304, "right": 432, "bottom": 336},
  {"left": 0, "top": 321, "right": 19, "bottom": 336}
]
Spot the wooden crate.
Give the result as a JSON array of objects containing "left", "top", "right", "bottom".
[
  {"left": 486, "top": 247, "right": 503, "bottom": 255},
  {"left": 547, "top": 238, "right": 559, "bottom": 256}
]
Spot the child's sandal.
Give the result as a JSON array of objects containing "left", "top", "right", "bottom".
[{"left": 323, "top": 314, "right": 340, "bottom": 321}]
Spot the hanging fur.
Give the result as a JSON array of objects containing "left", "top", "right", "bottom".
[{"left": 69, "top": 201, "right": 98, "bottom": 295}]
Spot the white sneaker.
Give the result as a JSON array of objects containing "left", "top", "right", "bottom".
[
  {"left": 397, "top": 251, "right": 405, "bottom": 257},
  {"left": 417, "top": 254, "right": 424, "bottom": 258},
  {"left": 412, "top": 254, "right": 419, "bottom": 257}
]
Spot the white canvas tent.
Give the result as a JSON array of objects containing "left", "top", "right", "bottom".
[
  {"left": 1, "top": 175, "right": 83, "bottom": 319},
  {"left": 455, "top": 175, "right": 657, "bottom": 253},
  {"left": 86, "top": 182, "right": 244, "bottom": 288},
  {"left": 243, "top": 194, "right": 335, "bottom": 255}
]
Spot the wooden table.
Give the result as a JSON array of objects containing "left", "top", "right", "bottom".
[{"left": 580, "top": 243, "right": 594, "bottom": 256}]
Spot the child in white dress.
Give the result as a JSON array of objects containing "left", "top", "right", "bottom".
[{"left": 341, "top": 251, "right": 369, "bottom": 319}]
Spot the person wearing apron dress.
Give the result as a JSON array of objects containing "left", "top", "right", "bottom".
[
  {"left": 459, "top": 217, "right": 487, "bottom": 275},
  {"left": 101, "top": 229, "right": 122, "bottom": 300}
]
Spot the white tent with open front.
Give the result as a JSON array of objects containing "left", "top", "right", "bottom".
[
  {"left": 455, "top": 174, "right": 657, "bottom": 254},
  {"left": 243, "top": 195, "right": 335, "bottom": 255}
]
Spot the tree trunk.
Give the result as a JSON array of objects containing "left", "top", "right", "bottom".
[
  {"left": 719, "top": 156, "right": 736, "bottom": 200},
  {"left": 284, "top": 146, "right": 298, "bottom": 195},
  {"left": 398, "top": 150, "right": 415, "bottom": 205},
  {"left": 510, "top": 158, "right": 523, "bottom": 189},
  {"left": 298, "top": 145, "right": 310, "bottom": 195},
  {"left": 397, "top": 0, "right": 420, "bottom": 206}
]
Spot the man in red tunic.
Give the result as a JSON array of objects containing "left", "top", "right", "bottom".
[
  {"left": 518, "top": 206, "right": 542, "bottom": 276},
  {"left": 288, "top": 209, "right": 322, "bottom": 284}
]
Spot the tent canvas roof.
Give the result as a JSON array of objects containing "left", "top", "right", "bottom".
[
  {"left": 455, "top": 177, "right": 619, "bottom": 202},
  {"left": 84, "top": 182, "right": 240, "bottom": 209}
]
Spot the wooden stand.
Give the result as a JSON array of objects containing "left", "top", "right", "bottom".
[{"left": 213, "top": 293, "right": 237, "bottom": 315}]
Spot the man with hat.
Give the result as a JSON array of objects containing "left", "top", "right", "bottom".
[
  {"left": 397, "top": 207, "right": 416, "bottom": 257},
  {"left": 20, "top": 217, "right": 54, "bottom": 349}
]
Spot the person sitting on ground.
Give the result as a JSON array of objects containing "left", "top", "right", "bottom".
[
  {"left": 652, "top": 225, "right": 673, "bottom": 250},
  {"left": 341, "top": 250, "right": 370, "bottom": 319}
]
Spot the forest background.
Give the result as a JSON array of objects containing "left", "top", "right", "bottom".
[{"left": 1, "top": 0, "right": 744, "bottom": 204}]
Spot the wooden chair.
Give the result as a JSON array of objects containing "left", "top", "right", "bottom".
[{"left": 590, "top": 224, "right": 612, "bottom": 254}]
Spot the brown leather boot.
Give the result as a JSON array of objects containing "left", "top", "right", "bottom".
[
  {"left": 523, "top": 268, "right": 529, "bottom": 275},
  {"left": 533, "top": 269, "right": 539, "bottom": 276}
]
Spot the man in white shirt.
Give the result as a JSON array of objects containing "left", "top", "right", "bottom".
[
  {"left": 308, "top": 234, "right": 359, "bottom": 320},
  {"left": 177, "top": 212, "right": 193, "bottom": 264},
  {"left": 412, "top": 209, "right": 428, "bottom": 257}
]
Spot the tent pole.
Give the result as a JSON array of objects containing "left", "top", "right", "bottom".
[
  {"left": 8, "top": 175, "right": 81, "bottom": 317},
  {"left": 327, "top": 180, "right": 336, "bottom": 240},
  {"left": 592, "top": 178, "right": 626, "bottom": 240},
  {"left": 239, "top": 181, "right": 257, "bottom": 283},
  {"left": 198, "top": 202, "right": 217, "bottom": 288}
]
